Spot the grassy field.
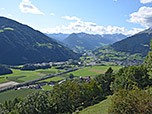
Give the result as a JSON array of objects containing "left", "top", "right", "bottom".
[
  {"left": 37, "top": 68, "right": 64, "bottom": 74},
  {"left": 0, "top": 69, "right": 46, "bottom": 83},
  {"left": 0, "top": 77, "right": 8, "bottom": 83},
  {"left": 78, "top": 96, "right": 112, "bottom": 114},
  {"left": 0, "top": 68, "right": 65, "bottom": 83},
  {"left": 0, "top": 89, "right": 41, "bottom": 103},
  {"left": 63, "top": 65, "right": 121, "bottom": 77},
  {"left": 0, "top": 65, "right": 121, "bottom": 83},
  {"left": 39, "top": 76, "right": 64, "bottom": 82},
  {"left": 42, "top": 85, "right": 53, "bottom": 91}
]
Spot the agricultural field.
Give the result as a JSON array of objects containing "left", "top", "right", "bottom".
[
  {"left": 37, "top": 67, "right": 64, "bottom": 74},
  {"left": 39, "top": 77, "right": 64, "bottom": 83},
  {"left": 0, "top": 77, "right": 8, "bottom": 83},
  {"left": 0, "top": 67, "right": 65, "bottom": 83},
  {"left": 42, "top": 85, "right": 53, "bottom": 91},
  {"left": 78, "top": 96, "right": 112, "bottom": 114},
  {"left": 0, "top": 69, "right": 46, "bottom": 83},
  {"left": 0, "top": 89, "right": 41, "bottom": 103},
  {"left": 62, "top": 65, "right": 121, "bottom": 77}
]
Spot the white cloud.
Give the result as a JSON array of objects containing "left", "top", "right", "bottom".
[
  {"left": 127, "top": 28, "right": 144, "bottom": 35},
  {"left": 113, "top": 0, "right": 118, "bottom": 2},
  {"left": 41, "top": 16, "right": 144, "bottom": 35},
  {"left": 140, "top": 0, "right": 152, "bottom": 4},
  {"left": 19, "top": 0, "right": 44, "bottom": 15},
  {"left": 62, "top": 16, "right": 81, "bottom": 21},
  {"left": 128, "top": 6, "right": 152, "bottom": 27},
  {"left": 0, "top": 8, "right": 5, "bottom": 10},
  {"left": 50, "top": 13, "right": 55, "bottom": 16}
]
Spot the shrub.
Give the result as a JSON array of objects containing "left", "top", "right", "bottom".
[{"left": 109, "top": 88, "right": 152, "bottom": 114}]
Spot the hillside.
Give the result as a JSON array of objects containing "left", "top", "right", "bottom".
[
  {"left": 78, "top": 96, "right": 111, "bottom": 114},
  {"left": 63, "top": 32, "right": 126, "bottom": 52},
  {"left": 0, "top": 17, "right": 78, "bottom": 65},
  {"left": 93, "top": 28, "right": 152, "bottom": 64}
]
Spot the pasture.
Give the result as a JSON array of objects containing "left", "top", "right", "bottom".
[
  {"left": 0, "top": 68, "right": 64, "bottom": 83},
  {"left": 42, "top": 85, "right": 53, "bottom": 91},
  {"left": 39, "top": 76, "right": 64, "bottom": 82},
  {"left": 37, "top": 67, "right": 64, "bottom": 74},
  {"left": 63, "top": 65, "right": 121, "bottom": 77},
  {"left": 0, "top": 89, "right": 41, "bottom": 103},
  {"left": 0, "top": 77, "right": 8, "bottom": 83},
  {"left": 0, "top": 69, "right": 46, "bottom": 83}
]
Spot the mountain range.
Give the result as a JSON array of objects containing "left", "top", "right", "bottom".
[
  {"left": 93, "top": 28, "right": 152, "bottom": 62},
  {"left": 47, "top": 32, "right": 126, "bottom": 53},
  {"left": 0, "top": 17, "right": 78, "bottom": 65},
  {"left": 1, "top": 16, "right": 151, "bottom": 66}
]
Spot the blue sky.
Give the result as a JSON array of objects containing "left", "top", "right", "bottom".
[{"left": 0, "top": 0, "right": 152, "bottom": 35}]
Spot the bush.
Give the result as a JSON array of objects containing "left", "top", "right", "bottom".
[
  {"left": 109, "top": 88, "right": 152, "bottom": 114},
  {"left": 110, "top": 65, "right": 152, "bottom": 91},
  {"left": 94, "top": 67, "right": 114, "bottom": 95}
]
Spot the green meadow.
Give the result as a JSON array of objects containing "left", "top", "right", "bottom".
[
  {"left": 0, "top": 77, "right": 8, "bottom": 83},
  {"left": 0, "top": 89, "right": 41, "bottom": 103},
  {"left": 37, "top": 67, "right": 64, "bottom": 74},
  {"left": 0, "top": 68, "right": 65, "bottom": 83},
  {"left": 63, "top": 65, "right": 121, "bottom": 77},
  {"left": 39, "top": 76, "right": 64, "bottom": 82},
  {"left": 78, "top": 96, "right": 112, "bottom": 114},
  {"left": 42, "top": 85, "right": 53, "bottom": 91},
  {"left": 0, "top": 65, "right": 121, "bottom": 83},
  {"left": 0, "top": 69, "right": 45, "bottom": 83}
]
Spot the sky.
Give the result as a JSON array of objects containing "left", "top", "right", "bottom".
[{"left": 0, "top": 0, "right": 152, "bottom": 35}]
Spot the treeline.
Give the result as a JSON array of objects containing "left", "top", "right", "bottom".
[
  {"left": 20, "top": 64, "right": 51, "bottom": 71},
  {"left": 11, "top": 64, "right": 51, "bottom": 71},
  {"left": 0, "top": 79, "right": 105, "bottom": 114},
  {"left": 0, "top": 65, "right": 12, "bottom": 75}
]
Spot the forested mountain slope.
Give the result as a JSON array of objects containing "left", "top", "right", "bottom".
[
  {"left": 0, "top": 17, "right": 78, "bottom": 65},
  {"left": 94, "top": 28, "right": 152, "bottom": 62},
  {"left": 63, "top": 32, "right": 126, "bottom": 52}
]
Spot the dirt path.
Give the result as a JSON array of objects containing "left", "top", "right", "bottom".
[
  {"left": 89, "top": 69, "right": 104, "bottom": 74},
  {"left": 0, "top": 81, "right": 19, "bottom": 89}
]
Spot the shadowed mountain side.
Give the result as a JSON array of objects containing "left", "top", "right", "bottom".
[
  {"left": 93, "top": 28, "right": 152, "bottom": 63},
  {"left": 0, "top": 17, "right": 79, "bottom": 65}
]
